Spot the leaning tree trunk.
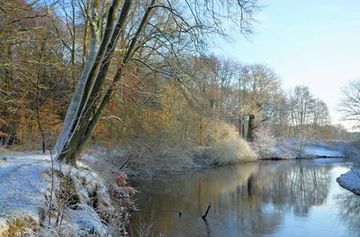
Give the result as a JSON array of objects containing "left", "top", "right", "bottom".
[
  {"left": 54, "top": 0, "right": 155, "bottom": 164},
  {"left": 53, "top": 0, "right": 133, "bottom": 164}
]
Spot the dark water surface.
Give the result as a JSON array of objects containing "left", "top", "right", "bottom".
[{"left": 129, "top": 159, "right": 360, "bottom": 237}]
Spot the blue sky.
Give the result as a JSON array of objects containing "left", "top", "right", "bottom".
[{"left": 212, "top": 0, "right": 360, "bottom": 129}]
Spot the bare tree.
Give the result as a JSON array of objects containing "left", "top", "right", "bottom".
[
  {"left": 0, "top": 0, "right": 66, "bottom": 148},
  {"left": 339, "top": 80, "right": 360, "bottom": 127},
  {"left": 237, "top": 64, "right": 280, "bottom": 141},
  {"left": 312, "top": 99, "right": 329, "bottom": 133},
  {"left": 288, "top": 86, "right": 330, "bottom": 137},
  {"left": 288, "top": 86, "right": 314, "bottom": 136}
]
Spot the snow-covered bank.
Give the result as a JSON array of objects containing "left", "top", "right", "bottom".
[
  {"left": 337, "top": 169, "right": 360, "bottom": 195},
  {"left": 254, "top": 138, "right": 347, "bottom": 160},
  {"left": 82, "top": 144, "right": 257, "bottom": 178},
  {"left": 0, "top": 153, "right": 132, "bottom": 236},
  {"left": 0, "top": 154, "right": 48, "bottom": 236},
  {"left": 83, "top": 139, "right": 347, "bottom": 178},
  {"left": 335, "top": 140, "right": 360, "bottom": 195}
]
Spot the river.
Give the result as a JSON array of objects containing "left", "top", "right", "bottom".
[{"left": 129, "top": 159, "right": 360, "bottom": 237}]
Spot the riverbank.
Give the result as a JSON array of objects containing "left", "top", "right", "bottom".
[
  {"left": 81, "top": 145, "right": 257, "bottom": 179},
  {"left": 0, "top": 138, "right": 352, "bottom": 235},
  {"left": 335, "top": 140, "right": 360, "bottom": 195},
  {"left": 81, "top": 138, "right": 348, "bottom": 179},
  {"left": 0, "top": 153, "right": 134, "bottom": 236},
  {"left": 337, "top": 169, "right": 360, "bottom": 195},
  {"left": 253, "top": 138, "right": 347, "bottom": 159}
]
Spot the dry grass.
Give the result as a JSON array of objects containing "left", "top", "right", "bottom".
[{"left": 2, "top": 217, "right": 39, "bottom": 237}]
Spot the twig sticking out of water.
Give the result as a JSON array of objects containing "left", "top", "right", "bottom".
[{"left": 201, "top": 202, "right": 211, "bottom": 219}]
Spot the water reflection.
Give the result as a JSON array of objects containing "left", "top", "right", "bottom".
[
  {"left": 337, "top": 193, "right": 360, "bottom": 237},
  {"left": 251, "top": 162, "right": 331, "bottom": 216},
  {"left": 129, "top": 160, "right": 356, "bottom": 237}
]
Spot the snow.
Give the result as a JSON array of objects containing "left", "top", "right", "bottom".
[
  {"left": 62, "top": 204, "right": 109, "bottom": 236},
  {"left": 0, "top": 153, "right": 49, "bottom": 231},
  {"left": 0, "top": 153, "right": 115, "bottom": 236},
  {"left": 269, "top": 138, "right": 346, "bottom": 159},
  {"left": 64, "top": 162, "right": 114, "bottom": 219},
  {"left": 337, "top": 169, "right": 360, "bottom": 195},
  {"left": 303, "top": 146, "right": 343, "bottom": 158}
]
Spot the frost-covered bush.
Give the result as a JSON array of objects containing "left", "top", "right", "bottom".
[
  {"left": 342, "top": 141, "right": 360, "bottom": 164},
  {"left": 203, "top": 122, "right": 257, "bottom": 165},
  {"left": 252, "top": 127, "right": 276, "bottom": 159},
  {"left": 84, "top": 122, "right": 257, "bottom": 175}
]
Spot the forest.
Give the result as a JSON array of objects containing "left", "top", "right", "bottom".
[{"left": 0, "top": 0, "right": 349, "bottom": 156}]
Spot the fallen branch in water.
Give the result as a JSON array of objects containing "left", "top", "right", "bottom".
[{"left": 201, "top": 202, "right": 211, "bottom": 219}]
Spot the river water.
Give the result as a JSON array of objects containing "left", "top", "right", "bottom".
[{"left": 129, "top": 159, "right": 360, "bottom": 237}]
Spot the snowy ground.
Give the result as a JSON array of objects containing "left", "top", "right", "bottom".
[
  {"left": 0, "top": 152, "right": 116, "bottom": 236},
  {"left": 0, "top": 153, "right": 49, "bottom": 234},
  {"left": 303, "top": 146, "right": 344, "bottom": 158},
  {"left": 335, "top": 140, "right": 360, "bottom": 195},
  {"left": 269, "top": 138, "right": 346, "bottom": 159},
  {"left": 337, "top": 169, "right": 360, "bottom": 195}
]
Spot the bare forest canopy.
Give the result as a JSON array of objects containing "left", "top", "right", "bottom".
[{"left": 0, "top": 0, "right": 350, "bottom": 155}]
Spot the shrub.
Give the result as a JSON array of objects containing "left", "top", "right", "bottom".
[
  {"left": 252, "top": 127, "right": 276, "bottom": 159},
  {"left": 203, "top": 122, "right": 257, "bottom": 165}
]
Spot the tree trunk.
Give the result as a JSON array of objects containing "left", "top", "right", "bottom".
[
  {"left": 246, "top": 114, "right": 255, "bottom": 142},
  {"left": 53, "top": 0, "right": 156, "bottom": 164},
  {"left": 53, "top": 0, "right": 132, "bottom": 164},
  {"left": 238, "top": 115, "right": 242, "bottom": 137}
]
